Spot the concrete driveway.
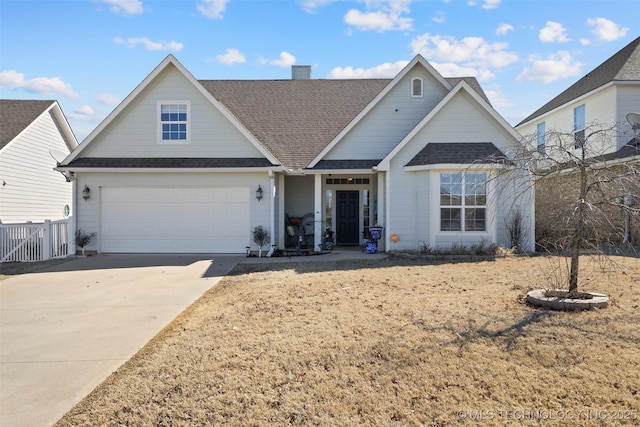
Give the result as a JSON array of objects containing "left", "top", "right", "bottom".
[{"left": 0, "top": 254, "right": 241, "bottom": 427}]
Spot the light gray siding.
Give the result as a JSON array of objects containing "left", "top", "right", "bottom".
[
  {"left": 84, "top": 65, "right": 264, "bottom": 159},
  {"left": 325, "top": 65, "right": 449, "bottom": 160},
  {"left": 386, "top": 90, "right": 532, "bottom": 251}
]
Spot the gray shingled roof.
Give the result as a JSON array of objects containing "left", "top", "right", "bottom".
[
  {"left": 199, "top": 77, "right": 490, "bottom": 170},
  {"left": 599, "top": 137, "right": 640, "bottom": 162},
  {"left": 64, "top": 157, "right": 276, "bottom": 168},
  {"left": 199, "top": 79, "right": 390, "bottom": 169},
  {"left": 405, "top": 142, "right": 508, "bottom": 166},
  {"left": 0, "top": 99, "right": 54, "bottom": 150},
  {"left": 518, "top": 36, "right": 640, "bottom": 126}
]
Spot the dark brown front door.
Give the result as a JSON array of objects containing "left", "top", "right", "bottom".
[{"left": 336, "top": 191, "right": 359, "bottom": 245}]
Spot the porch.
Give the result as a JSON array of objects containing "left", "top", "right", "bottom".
[{"left": 277, "top": 172, "right": 385, "bottom": 252}]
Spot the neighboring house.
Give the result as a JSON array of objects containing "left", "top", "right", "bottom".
[
  {"left": 516, "top": 37, "right": 640, "bottom": 247},
  {"left": 57, "top": 54, "right": 534, "bottom": 254},
  {"left": 0, "top": 100, "right": 78, "bottom": 223},
  {"left": 516, "top": 36, "right": 640, "bottom": 160}
]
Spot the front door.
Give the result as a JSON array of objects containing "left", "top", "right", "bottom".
[{"left": 336, "top": 190, "right": 359, "bottom": 245}]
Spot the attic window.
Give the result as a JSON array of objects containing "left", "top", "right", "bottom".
[
  {"left": 158, "top": 101, "right": 190, "bottom": 143},
  {"left": 411, "top": 78, "right": 423, "bottom": 98}
]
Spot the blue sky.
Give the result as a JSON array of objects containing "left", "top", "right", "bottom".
[{"left": 0, "top": 0, "right": 636, "bottom": 142}]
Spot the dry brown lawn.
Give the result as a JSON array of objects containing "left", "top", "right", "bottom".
[{"left": 55, "top": 255, "right": 639, "bottom": 426}]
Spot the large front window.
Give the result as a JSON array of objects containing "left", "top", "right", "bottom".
[
  {"left": 159, "top": 102, "right": 189, "bottom": 142},
  {"left": 440, "top": 172, "right": 487, "bottom": 232}
]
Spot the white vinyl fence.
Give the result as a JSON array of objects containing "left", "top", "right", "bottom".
[{"left": 0, "top": 219, "right": 71, "bottom": 263}]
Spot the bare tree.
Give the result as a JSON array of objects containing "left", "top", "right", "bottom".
[{"left": 499, "top": 123, "right": 639, "bottom": 297}]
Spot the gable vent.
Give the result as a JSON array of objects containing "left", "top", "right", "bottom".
[{"left": 292, "top": 65, "right": 312, "bottom": 80}]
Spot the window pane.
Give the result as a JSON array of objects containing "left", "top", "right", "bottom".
[
  {"left": 465, "top": 208, "right": 486, "bottom": 231},
  {"left": 440, "top": 173, "right": 462, "bottom": 206},
  {"left": 465, "top": 173, "right": 486, "bottom": 206},
  {"left": 574, "top": 105, "right": 585, "bottom": 130},
  {"left": 441, "top": 208, "right": 461, "bottom": 231}
]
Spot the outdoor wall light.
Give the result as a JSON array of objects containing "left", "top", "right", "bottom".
[
  {"left": 256, "top": 185, "right": 263, "bottom": 202},
  {"left": 82, "top": 185, "right": 91, "bottom": 201}
]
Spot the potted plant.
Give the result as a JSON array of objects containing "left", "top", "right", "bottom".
[
  {"left": 251, "top": 225, "right": 270, "bottom": 257},
  {"left": 75, "top": 228, "right": 95, "bottom": 256}
]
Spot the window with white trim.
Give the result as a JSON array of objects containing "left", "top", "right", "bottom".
[
  {"left": 440, "top": 172, "right": 487, "bottom": 232},
  {"left": 411, "top": 77, "right": 423, "bottom": 98},
  {"left": 573, "top": 104, "right": 585, "bottom": 149},
  {"left": 159, "top": 102, "right": 189, "bottom": 143}
]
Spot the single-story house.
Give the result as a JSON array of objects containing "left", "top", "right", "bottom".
[
  {"left": 0, "top": 99, "right": 78, "bottom": 223},
  {"left": 57, "top": 54, "right": 534, "bottom": 254}
]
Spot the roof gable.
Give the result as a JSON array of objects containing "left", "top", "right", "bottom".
[
  {"left": 307, "top": 55, "right": 454, "bottom": 168},
  {"left": 1, "top": 100, "right": 54, "bottom": 149},
  {"left": 379, "top": 81, "right": 521, "bottom": 170},
  {"left": 518, "top": 36, "right": 640, "bottom": 126},
  {"left": 0, "top": 99, "right": 78, "bottom": 153},
  {"left": 62, "top": 55, "right": 278, "bottom": 166}
]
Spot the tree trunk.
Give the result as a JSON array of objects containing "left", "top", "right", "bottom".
[
  {"left": 568, "top": 160, "right": 588, "bottom": 297},
  {"left": 568, "top": 231, "right": 580, "bottom": 296}
]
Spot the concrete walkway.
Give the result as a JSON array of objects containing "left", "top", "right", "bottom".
[
  {"left": 0, "top": 248, "right": 387, "bottom": 427},
  {"left": 0, "top": 254, "right": 241, "bottom": 427}
]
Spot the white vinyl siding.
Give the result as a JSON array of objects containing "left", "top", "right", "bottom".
[{"left": 0, "top": 109, "right": 73, "bottom": 223}]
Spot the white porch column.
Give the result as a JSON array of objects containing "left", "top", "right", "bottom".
[
  {"left": 278, "top": 174, "right": 285, "bottom": 248},
  {"left": 314, "top": 173, "right": 322, "bottom": 251},
  {"left": 269, "top": 170, "right": 275, "bottom": 251},
  {"left": 380, "top": 171, "right": 388, "bottom": 251}
]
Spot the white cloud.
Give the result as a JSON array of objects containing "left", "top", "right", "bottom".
[
  {"left": 410, "top": 33, "right": 518, "bottom": 68},
  {"left": 483, "top": 88, "right": 514, "bottom": 109},
  {"left": 197, "top": 0, "right": 229, "bottom": 19},
  {"left": 517, "top": 51, "right": 584, "bottom": 83},
  {"left": 328, "top": 60, "right": 409, "bottom": 79},
  {"left": 300, "top": 0, "right": 336, "bottom": 13},
  {"left": 539, "top": 21, "right": 570, "bottom": 43},
  {"left": 0, "top": 69, "right": 79, "bottom": 99},
  {"left": 587, "top": 17, "right": 628, "bottom": 42},
  {"left": 114, "top": 36, "right": 183, "bottom": 51},
  {"left": 431, "top": 62, "right": 496, "bottom": 82},
  {"left": 216, "top": 48, "right": 246, "bottom": 65},
  {"left": 496, "top": 23, "right": 513, "bottom": 36},
  {"left": 68, "top": 105, "right": 96, "bottom": 121},
  {"left": 431, "top": 11, "right": 445, "bottom": 24},
  {"left": 97, "top": 93, "right": 120, "bottom": 106},
  {"left": 99, "top": 0, "right": 143, "bottom": 15},
  {"left": 481, "top": 0, "right": 501, "bottom": 10},
  {"left": 344, "top": 0, "right": 413, "bottom": 32},
  {"left": 270, "top": 51, "right": 296, "bottom": 67}
]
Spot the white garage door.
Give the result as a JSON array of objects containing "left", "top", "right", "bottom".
[{"left": 100, "top": 187, "right": 250, "bottom": 253}]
